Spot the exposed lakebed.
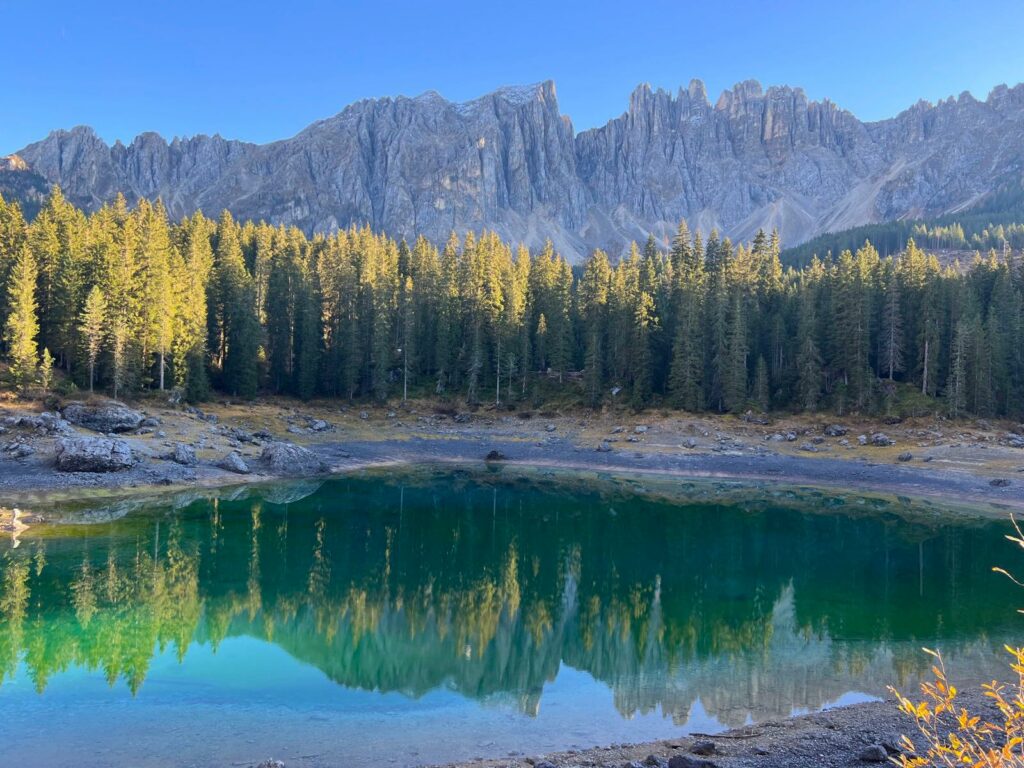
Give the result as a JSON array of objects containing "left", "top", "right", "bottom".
[{"left": 0, "top": 470, "right": 1017, "bottom": 767}]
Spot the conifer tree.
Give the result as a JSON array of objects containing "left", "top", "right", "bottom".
[
  {"left": 723, "top": 291, "right": 749, "bottom": 412},
  {"left": 39, "top": 348, "right": 54, "bottom": 393},
  {"left": 630, "top": 291, "right": 655, "bottom": 409},
  {"left": 579, "top": 250, "right": 611, "bottom": 406},
  {"left": 795, "top": 295, "right": 823, "bottom": 412},
  {"left": 79, "top": 285, "right": 107, "bottom": 393},
  {"left": 400, "top": 276, "right": 415, "bottom": 402},
  {"left": 668, "top": 223, "right": 705, "bottom": 410},
  {"left": 753, "top": 355, "right": 770, "bottom": 411},
  {"left": 948, "top": 319, "right": 970, "bottom": 417},
  {"left": 880, "top": 262, "right": 904, "bottom": 380},
  {"left": 213, "top": 213, "right": 259, "bottom": 398},
  {"left": 4, "top": 246, "right": 39, "bottom": 392}
]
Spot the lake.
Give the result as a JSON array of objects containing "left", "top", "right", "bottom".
[{"left": 0, "top": 470, "right": 1017, "bottom": 767}]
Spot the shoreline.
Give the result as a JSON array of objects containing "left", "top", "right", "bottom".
[
  {"left": 429, "top": 688, "right": 999, "bottom": 768},
  {"left": 6, "top": 414, "right": 1024, "bottom": 518}
]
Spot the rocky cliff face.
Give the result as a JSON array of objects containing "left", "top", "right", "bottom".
[{"left": 12, "top": 79, "right": 1024, "bottom": 259}]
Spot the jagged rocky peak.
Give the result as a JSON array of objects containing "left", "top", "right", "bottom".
[{"left": 11, "top": 78, "right": 1024, "bottom": 260}]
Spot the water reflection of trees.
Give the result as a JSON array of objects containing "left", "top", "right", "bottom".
[{"left": 0, "top": 476, "right": 1016, "bottom": 726}]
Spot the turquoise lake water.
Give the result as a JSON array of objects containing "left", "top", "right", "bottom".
[{"left": 0, "top": 471, "right": 1017, "bottom": 767}]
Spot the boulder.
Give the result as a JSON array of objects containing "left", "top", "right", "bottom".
[
  {"left": 56, "top": 437, "right": 135, "bottom": 472},
  {"left": 824, "top": 424, "right": 848, "bottom": 437},
  {"left": 218, "top": 451, "right": 250, "bottom": 475},
  {"left": 897, "top": 452, "right": 913, "bottom": 462},
  {"left": 170, "top": 443, "right": 198, "bottom": 467},
  {"left": 485, "top": 450, "right": 507, "bottom": 462},
  {"left": 858, "top": 744, "right": 889, "bottom": 763},
  {"left": 690, "top": 741, "right": 717, "bottom": 756},
  {"left": 871, "top": 433, "right": 895, "bottom": 446},
  {"left": 63, "top": 401, "right": 144, "bottom": 433},
  {"left": 3, "top": 412, "right": 73, "bottom": 435},
  {"left": 260, "top": 441, "right": 326, "bottom": 475},
  {"left": 668, "top": 756, "right": 716, "bottom": 768},
  {"left": 4, "top": 441, "right": 35, "bottom": 459}
]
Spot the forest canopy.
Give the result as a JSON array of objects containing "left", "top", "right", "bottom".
[{"left": 0, "top": 188, "right": 1020, "bottom": 418}]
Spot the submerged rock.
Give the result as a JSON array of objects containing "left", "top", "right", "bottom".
[
  {"left": 260, "top": 441, "right": 326, "bottom": 475},
  {"left": 63, "top": 401, "right": 144, "bottom": 433},
  {"left": 56, "top": 437, "right": 135, "bottom": 472},
  {"left": 485, "top": 450, "right": 507, "bottom": 462}
]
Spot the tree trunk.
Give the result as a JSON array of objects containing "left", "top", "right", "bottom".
[{"left": 922, "top": 339, "right": 929, "bottom": 395}]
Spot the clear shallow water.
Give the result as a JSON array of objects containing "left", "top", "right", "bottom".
[{"left": 0, "top": 471, "right": 1018, "bottom": 767}]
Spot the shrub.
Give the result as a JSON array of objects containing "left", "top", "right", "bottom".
[{"left": 892, "top": 517, "right": 1024, "bottom": 766}]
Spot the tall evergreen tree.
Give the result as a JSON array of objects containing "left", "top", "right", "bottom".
[
  {"left": 79, "top": 285, "right": 107, "bottom": 393},
  {"left": 4, "top": 246, "right": 39, "bottom": 392}
]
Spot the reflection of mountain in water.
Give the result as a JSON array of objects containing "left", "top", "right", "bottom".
[{"left": 0, "top": 474, "right": 1016, "bottom": 727}]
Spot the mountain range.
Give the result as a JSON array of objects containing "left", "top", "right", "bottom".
[{"left": 5, "top": 78, "right": 1024, "bottom": 259}]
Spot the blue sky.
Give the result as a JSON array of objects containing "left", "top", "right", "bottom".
[{"left": 3, "top": 0, "right": 1023, "bottom": 154}]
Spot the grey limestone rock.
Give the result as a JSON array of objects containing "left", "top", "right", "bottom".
[
  {"left": 14, "top": 79, "right": 1024, "bottom": 261},
  {"left": 56, "top": 437, "right": 136, "bottom": 472}
]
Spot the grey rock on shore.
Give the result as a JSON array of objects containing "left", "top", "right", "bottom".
[
  {"left": 169, "top": 443, "right": 198, "bottom": 467},
  {"left": 218, "top": 451, "right": 251, "bottom": 474},
  {"left": 260, "top": 441, "right": 327, "bottom": 475},
  {"left": 55, "top": 437, "right": 136, "bottom": 472},
  {"left": 63, "top": 401, "right": 145, "bottom": 433}
]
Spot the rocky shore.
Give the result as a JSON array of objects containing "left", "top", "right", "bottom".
[
  {"left": 3, "top": 395, "right": 1024, "bottom": 518},
  {"left": 430, "top": 688, "right": 998, "bottom": 768}
]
